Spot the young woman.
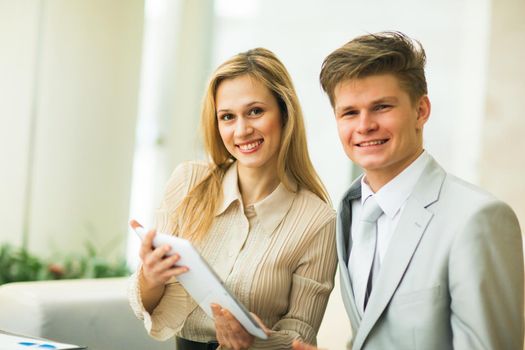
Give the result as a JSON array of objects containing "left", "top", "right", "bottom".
[{"left": 129, "top": 48, "right": 337, "bottom": 350}]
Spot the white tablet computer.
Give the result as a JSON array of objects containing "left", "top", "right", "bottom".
[{"left": 132, "top": 225, "right": 268, "bottom": 340}]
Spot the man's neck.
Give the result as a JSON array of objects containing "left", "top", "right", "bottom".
[{"left": 365, "top": 149, "right": 424, "bottom": 193}]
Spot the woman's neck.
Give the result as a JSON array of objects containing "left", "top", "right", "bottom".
[{"left": 237, "top": 164, "right": 280, "bottom": 206}]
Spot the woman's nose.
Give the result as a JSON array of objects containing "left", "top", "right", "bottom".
[{"left": 235, "top": 117, "right": 253, "bottom": 136}]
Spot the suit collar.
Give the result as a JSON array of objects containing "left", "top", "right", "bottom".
[
  {"left": 407, "top": 155, "right": 445, "bottom": 208},
  {"left": 343, "top": 175, "right": 363, "bottom": 202},
  {"left": 352, "top": 156, "right": 446, "bottom": 349},
  {"left": 340, "top": 174, "right": 363, "bottom": 261},
  {"left": 373, "top": 151, "right": 431, "bottom": 219},
  {"left": 336, "top": 175, "right": 363, "bottom": 331}
]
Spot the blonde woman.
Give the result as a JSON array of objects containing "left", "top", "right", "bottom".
[{"left": 129, "top": 48, "right": 337, "bottom": 350}]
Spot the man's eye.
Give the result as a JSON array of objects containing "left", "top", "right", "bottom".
[
  {"left": 375, "top": 104, "right": 391, "bottom": 111},
  {"left": 342, "top": 110, "right": 358, "bottom": 118},
  {"left": 248, "top": 107, "right": 263, "bottom": 116}
]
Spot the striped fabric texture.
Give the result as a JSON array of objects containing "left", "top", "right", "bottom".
[{"left": 129, "top": 161, "right": 337, "bottom": 349}]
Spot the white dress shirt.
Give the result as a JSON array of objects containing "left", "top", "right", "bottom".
[{"left": 350, "top": 151, "right": 431, "bottom": 284}]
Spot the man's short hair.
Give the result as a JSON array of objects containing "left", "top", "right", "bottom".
[{"left": 319, "top": 31, "right": 428, "bottom": 106}]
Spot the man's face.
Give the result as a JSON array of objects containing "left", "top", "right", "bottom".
[{"left": 333, "top": 74, "right": 430, "bottom": 184}]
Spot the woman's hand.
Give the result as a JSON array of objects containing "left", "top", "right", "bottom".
[
  {"left": 211, "top": 304, "right": 270, "bottom": 350},
  {"left": 132, "top": 219, "right": 188, "bottom": 290}
]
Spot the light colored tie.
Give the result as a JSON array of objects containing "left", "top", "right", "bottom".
[{"left": 349, "top": 196, "right": 383, "bottom": 316}]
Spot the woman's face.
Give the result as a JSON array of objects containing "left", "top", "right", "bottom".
[{"left": 216, "top": 75, "right": 282, "bottom": 172}]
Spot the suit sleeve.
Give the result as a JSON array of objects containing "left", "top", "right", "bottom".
[{"left": 449, "top": 200, "right": 524, "bottom": 349}]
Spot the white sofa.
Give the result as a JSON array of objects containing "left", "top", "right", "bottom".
[{"left": 0, "top": 278, "right": 173, "bottom": 350}]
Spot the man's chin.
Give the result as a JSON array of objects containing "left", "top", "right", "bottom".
[{"left": 349, "top": 157, "right": 385, "bottom": 172}]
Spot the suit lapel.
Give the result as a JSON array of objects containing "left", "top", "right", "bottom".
[
  {"left": 352, "top": 199, "right": 432, "bottom": 349},
  {"left": 352, "top": 157, "right": 446, "bottom": 350},
  {"left": 337, "top": 176, "right": 363, "bottom": 331}
]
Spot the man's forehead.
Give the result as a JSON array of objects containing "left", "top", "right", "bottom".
[
  {"left": 333, "top": 75, "right": 405, "bottom": 108},
  {"left": 335, "top": 74, "right": 402, "bottom": 90}
]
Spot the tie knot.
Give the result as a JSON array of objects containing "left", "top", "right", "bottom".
[{"left": 361, "top": 196, "right": 383, "bottom": 223}]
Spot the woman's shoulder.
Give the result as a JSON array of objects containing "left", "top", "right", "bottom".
[
  {"left": 293, "top": 187, "right": 336, "bottom": 222},
  {"left": 167, "top": 160, "right": 212, "bottom": 188},
  {"left": 161, "top": 160, "right": 212, "bottom": 205},
  {"left": 171, "top": 160, "right": 211, "bottom": 176},
  {"left": 282, "top": 188, "right": 335, "bottom": 249}
]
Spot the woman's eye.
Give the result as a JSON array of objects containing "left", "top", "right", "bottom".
[
  {"left": 220, "top": 114, "right": 234, "bottom": 121},
  {"left": 248, "top": 107, "right": 263, "bottom": 116}
]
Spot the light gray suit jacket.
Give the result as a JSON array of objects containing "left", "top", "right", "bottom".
[{"left": 337, "top": 156, "right": 524, "bottom": 349}]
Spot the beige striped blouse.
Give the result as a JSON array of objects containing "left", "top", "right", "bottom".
[{"left": 129, "top": 161, "right": 337, "bottom": 349}]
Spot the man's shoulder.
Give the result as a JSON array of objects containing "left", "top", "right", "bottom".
[
  {"left": 418, "top": 155, "right": 502, "bottom": 207},
  {"left": 441, "top": 172, "right": 498, "bottom": 204},
  {"left": 429, "top": 171, "right": 519, "bottom": 226}
]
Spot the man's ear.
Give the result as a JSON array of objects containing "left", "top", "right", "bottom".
[{"left": 416, "top": 95, "right": 431, "bottom": 130}]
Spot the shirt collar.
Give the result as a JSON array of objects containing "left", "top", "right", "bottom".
[
  {"left": 216, "top": 162, "right": 242, "bottom": 216},
  {"left": 216, "top": 162, "right": 298, "bottom": 235},
  {"left": 253, "top": 178, "right": 297, "bottom": 236},
  {"left": 361, "top": 150, "right": 431, "bottom": 218}
]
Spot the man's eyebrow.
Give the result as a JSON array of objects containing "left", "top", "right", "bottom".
[
  {"left": 371, "top": 96, "right": 398, "bottom": 104},
  {"left": 335, "top": 105, "right": 356, "bottom": 114},
  {"left": 335, "top": 96, "right": 399, "bottom": 113}
]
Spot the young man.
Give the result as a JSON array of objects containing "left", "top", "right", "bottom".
[{"left": 294, "top": 32, "right": 524, "bottom": 349}]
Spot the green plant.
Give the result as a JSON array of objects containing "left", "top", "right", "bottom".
[
  {"left": 0, "top": 242, "right": 130, "bottom": 285},
  {"left": 0, "top": 244, "right": 51, "bottom": 284}
]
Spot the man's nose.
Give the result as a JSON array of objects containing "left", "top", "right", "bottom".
[{"left": 356, "top": 111, "right": 378, "bottom": 134}]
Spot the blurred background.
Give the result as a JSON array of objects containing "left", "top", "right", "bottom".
[{"left": 1, "top": 0, "right": 524, "bottom": 347}]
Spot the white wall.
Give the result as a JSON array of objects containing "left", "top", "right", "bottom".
[
  {"left": 0, "top": 0, "right": 41, "bottom": 248},
  {"left": 480, "top": 0, "right": 525, "bottom": 230},
  {"left": 0, "top": 0, "right": 144, "bottom": 259},
  {"left": 126, "top": 0, "right": 214, "bottom": 269}
]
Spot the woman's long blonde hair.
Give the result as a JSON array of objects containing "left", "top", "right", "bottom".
[{"left": 174, "top": 48, "right": 330, "bottom": 241}]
